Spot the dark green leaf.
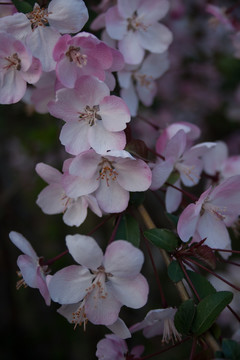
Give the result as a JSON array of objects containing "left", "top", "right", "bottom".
[
  {"left": 192, "top": 291, "right": 233, "bottom": 335},
  {"left": 165, "top": 212, "right": 179, "bottom": 227},
  {"left": 174, "top": 299, "right": 196, "bottom": 335},
  {"left": 222, "top": 339, "right": 240, "bottom": 359},
  {"left": 115, "top": 214, "right": 140, "bottom": 247},
  {"left": 144, "top": 228, "right": 178, "bottom": 252},
  {"left": 12, "top": 0, "right": 32, "bottom": 13},
  {"left": 186, "top": 271, "right": 216, "bottom": 299},
  {"left": 166, "top": 170, "right": 180, "bottom": 185},
  {"left": 168, "top": 260, "right": 184, "bottom": 282}
]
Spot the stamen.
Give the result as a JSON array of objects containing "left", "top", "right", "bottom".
[
  {"left": 16, "top": 271, "right": 27, "bottom": 290},
  {"left": 127, "top": 11, "right": 148, "bottom": 32},
  {"left": 72, "top": 299, "right": 88, "bottom": 331},
  {"left": 162, "top": 318, "right": 182, "bottom": 344},
  {"left": 97, "top": 158, "right": 118, "bottom": 186},
  {"left": 135, "top": 73, "right": 153, "bottom": 88},
  {"left": 78, "top": 105, "right": 101, "bottom": 126},
  {"left": 26, "top": 4, "right": 50, "bottom": 30},
  {"left": 3, "top": 53, "right": 21, "bottom": 71},
  {"left": 65, "top": 46, "right": 88, "bottom": 68}
]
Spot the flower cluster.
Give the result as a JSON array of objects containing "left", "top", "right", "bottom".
[{"left": 4, "top": 0, "right": 240, "bottom": 359}]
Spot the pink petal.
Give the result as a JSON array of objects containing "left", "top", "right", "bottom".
[
  {"left": 118, "top": 0, "right": 140, "bottom": 18},
  {"left": 119, "top": 32, "right": 145, "bottom": 64},
  {"left": 100, "top": 95, "right": 130, "bottom": 131},
  {"left": 62, "top": 172, "right": 99, "bottom": 198},
  {"left": 88, "top": 123, "right": 126, "bottom": 153},
  {"left": 116, "top": 159, "right": 152, "bottom": 191},
  {"left": 109, "top": 273, "right": 149, "bottom": 308},
  {"left": 165, "top": 180, "right": 182, "bottom": 213},
  {"left": 63, "top": 198, "right": 88, "bottom": 227},
  {"left": 36, "top": 267, "right": 51, "bottom": 306},
  {"left": 95, "top": 179, "right": 129, "bottom": 213},
  {"left": 9, "top": 231, "right": 37, "bottom": 258},
  {"left": 150, "top": 159, "right": 174, "bottom": 190},
  {"left": 105, "top": 6, "right": 127, "bottom": 40},
  {"left": 35, "top": 163, "right": 62, "bottom": 184},
  {"left": 17, "top": 254, "right": 38, "bottom": 288},
  {"left": 107, "top": 318, "right": 131, "bottom": 339},
  {"left": 48, "top": 265, "right": 92, "bottom": 304},
  {"left": 60, "top": 121, "right": 90, "bottom": 155},
  {"left": 103, "top": 240, "right": 144, "bottom": 278},
  {"left": 137, "top": 22, "right": 173, "bottom": 53},
  {"left": 48, "top": 0, "right": 89, "bottom": 34},
  {"left": 69, "top": 150, "right": 100, "bottom": 178},
  {"left": 177, "top": 203, "right": 201, "bottom": 242},
  {"left": 86, "top": 285, "right": 122, "bottom": 325},
  {"left": 138, "top": 0, "right": 170, "bottom": 23},
  {"left": 66, "top": 234, "right": 103, "bottom": 269},
  {"left": 36, "top": 184, "right": 66, "bottom": 214}
]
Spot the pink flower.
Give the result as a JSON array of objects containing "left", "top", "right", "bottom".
[
  {"left": 48, "top": 235, "right": 149, "bottom": 327},
  {"left": 64, "top": 149, "right": 152, "bottom": 213},
  {"left": 0, "top": 0, "right": 89, "bottom": 71},
  {"left": 53, "top": 32, "right": 123, "bottom": 88},
  {"left": 177, "top": 175, "right": 240, "bottom": 253},
  {"left": 35, "top": 162, "right": 102, "bottom": 227},
  {"left": 105, "top": 0, "right": 173, "bottom": 64},
  {"left": 118, "top": 52, "right": 169, "bottom": 116},
  {"left": 9, "top": 231, "right": 50, "bottom": 305},
  {"left": 48, "top": 76, "right": 130, "bottom": 154},
  {"left": 131, "top": 308, "right": 181, "bottom": 343},
  {"left": 96, "top": 334, "right": 144, "bottom": 360},
  {"left": 0, "top": 32, "right": 41, "bottom": 104}
]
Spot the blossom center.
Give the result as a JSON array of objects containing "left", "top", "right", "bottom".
[
  {"left": 65, "top": 46, "right": 88, "bottom": 68},
  {"left": 203, "top": 201, "right": 227, "bottom": 221},
  {"left": 127, "top": 12, "right": 147, "bottom": 32},
  {"left": 135, "top": 73, "right": 153, "bottom": 88},
  {"left": 26, "top": 4, "right": 49, "bottom": 30},
  {"left": 78, "top": 105, "right": 102, "bottom": 126},
  {"left": 97, "top": 158, "right": 118, "bottom": 186},
  {"left": 3, "top": 53, "right": 21, "bottom": 71}
]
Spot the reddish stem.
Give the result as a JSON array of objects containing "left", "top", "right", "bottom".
[
  {"left": 108, "top": 213, "right": 123, "bottom": 244},
  {"left": 189, "top": 337, "right": 197, "bottom": 360},
  {"left": 165, "top": 182, "right": 198, "bottom": 202},
  {"left": 142, "top": 231, "right": 168, "bottom": 308},
  {"left": 184, "top": 257, "right": 240, "bottom": 292},
  {"left": 135, "top": 115, "right": 160, "bottom": 130},
  {"left": 147, "top": 147, "right": 165, "bottom": 160},
  {"left": 178, "top": 259, "right": 201, "bottom": 301},
  {"left": 140, "top": 337, "right": 190, "bottom": 360},
  {"left": 227, "top": 305, "right": 240, "bottom": 323}
]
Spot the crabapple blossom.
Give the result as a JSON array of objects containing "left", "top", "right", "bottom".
[
  {"left": 96, "top": 334, "right": 144, "bottom": 360},
  {"left": 0, "top": 31, "right": 41, "bottom": 104},
  {"left": 150, "top": 129, "right": 215, "bottom": 212},
  {"left": 118, "top": 52, "right": 169, "bottom": 116},
  {"left": 64, "top": 149, "right": 152, "bottom": 213},
  {"left": 130, "top": 308, "right": 181, "bottom": 343},
  {"left": 9, "top": 231, "right": 50, "bottom": 305},
  {"left": 0, "top": 0, "right": 16, "bottom": 18},
  {"left": 48, "top": 234, "right": 149, "bottom": 327},
  {"left": 0, "top": 0, "right": 89, "bottom": 71},
  {"left": 53, "top": 32, "right": 124, "bottom": 88},
  {"left": 202, "top": 141, "right": 240, "bottom": 182},
  {"left": 48, "top": 76, "right": 130, "bottom": 154},
  {"left": 177, "top": 175, "right": 240, "bottom": 254},
  {"left": 36, "top": 162, "right": 102, "bottom": 226},
  {"left": 105, "top": 0, "right": 173, "bottom": 64}
]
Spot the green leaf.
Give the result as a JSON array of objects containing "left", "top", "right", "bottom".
[
  {"left": 129, "top": 192, "right": 145, "bottom": 207},
  {"left": 12, "top": 0, "right": 32, "bottom": 13},
  {"left": 192, "top": 291, "right": 233, "bottom": 335},
  {"left": 186, "top": 271, "right": 216, "bottom": 299},
  {"left": 222, "top": 339, "right": 240, "bottom": 359},
  {"left": 168, "top": 260, "right": 184, "bottom": 282},
  {"left": 165, "top": 212, "right": 179, "bottom": 227},
  {"left": 144, "top": 228, "right": 179, "bottom": 252},
  {"left": 115, "top": 214, "right": 140, "bottom": 247},
  {"left": 166, "top": 170, "right": 180, "bottom": 185},
  {"left": 174, "top": 299, "right": 196, "bottom": 335}
]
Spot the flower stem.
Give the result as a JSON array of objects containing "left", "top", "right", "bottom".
[
  {"left": 137, "top": 204, "right": 221, "bottom": 353},
  {"left": 141, "top": 230, "right": 168, "bottom": 308}
]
